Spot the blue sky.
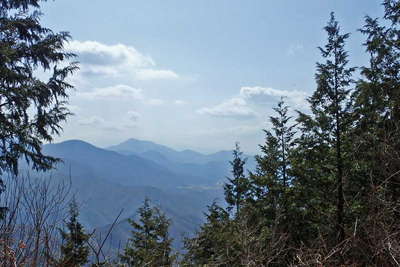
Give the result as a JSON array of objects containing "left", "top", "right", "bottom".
[{"left": 41, "top": 0, "right": 382, "bottom": 153}]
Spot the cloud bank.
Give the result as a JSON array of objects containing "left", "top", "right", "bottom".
[
  {"left": 65, "top": 40, "right": 179, "bottom": 81},
  {"left": 197, "top": 86, "right": 308, "bottom": 120},
  {"left": 197, "top": 98, "right": 256, "bottom": 119},
  {"left": 240, "top": 86, "right": 308, "bottom": 108}
]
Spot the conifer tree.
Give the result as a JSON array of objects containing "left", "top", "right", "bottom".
[
  {"left": 224, "top": 143, "right": 249, "bottom": 214},
  {"left": 181, "top": 3, "right": 400, "bottom": 265},
  {"left": 237, "top": 98, "right": 298, "bottom": 264},
  {"left": 59, "top": 199, "right": 90, "bottom": 267},
  {"left": 269, "top": 98, "right": 296, "bottom": 189},
  {"left": 347, "top": 4, "right": 400, "bottom": 263},
  {"left": 182, "top": 202, "right": 232, "bottom": 266},
  {"left": 296, "top": 13, "right": 355, "bottom": 243},
  {"left": 354, "top": 0, "right": 400, "bottom": 203},
  {"left": 120, "top": 198, "right": 174, "bottom": 267},
  {"left": 0, "top": 0, "right": 77, "bottom": 174},
  {"left": 0, "top": 0, "right": 77, "bottom": 218},
  {"left": 249, "top": 98, "right": 295, "bottom": 230}
]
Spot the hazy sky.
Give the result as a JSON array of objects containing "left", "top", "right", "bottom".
[{"left": 41, "top": 0, "right": 382, "bottom": 154}]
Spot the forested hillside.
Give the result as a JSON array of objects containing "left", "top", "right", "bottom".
[
  {"left": 182, "top": 7, "right": 400, "bottom": 267},
  {"left": 1, "top": 0, "right": 400, "bottom": 266}
]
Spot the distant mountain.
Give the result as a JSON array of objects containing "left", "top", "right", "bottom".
[
  {"left": 108, "top": 138, "right": 179, "bottom": 157},
  {"left": 94, "top": 186, "right": 219, "bottom": 251},
  {"left": 37, "top": 139, "right": 255, "bottom": 250},
  {"left": 25, "top": 167, "right": 218, "bottom": 251},
  {"left": 37, "top": 140, "right": 226, "bottom": 250},
  {"left": 43, "top": 140, "right": 214, "bottom": 188},
  {"left": 108, "top": 138, "right": 208, "bottom": 164},
  {"left": 108, "top": 138, "right": 257, "bottom": 170}
]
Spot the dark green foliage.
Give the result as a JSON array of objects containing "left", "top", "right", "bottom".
[
  {"left": 182, "top": 3, "right": 400, "bottom": 266},
  {"left": 183, "top": 202, "right": 231, "bottom": 266},
  {"left": 0, "top": 0, "right": 77, "bottom": 175},
  {"left": 296, "top": 13, "right": 355, "bottom": 244},
  {"left": 3, "top": 0, "right": 399, "bottom": 265},
  {"left": 0, "top": 0, "right": 77, "bottom": 218},
  {"left": 249, "top": 99, "right": 296, "bottom": 231},
  {"left": 59, "top": 199, "right": 90, "bottom": 267},
  {"left": 120, "top": 198, "right": 174, "bottom": 267},
  {"left": 224, "top": 143, "right": 249, "bottom": 214},
  {"left": 185, "top": 126, "right": 294, "bottom": 266},
  {"left": 354, "top": 0, "right": 400, "bottom": 203}
]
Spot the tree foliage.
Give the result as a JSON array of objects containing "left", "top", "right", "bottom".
[
  {"left": 296, "top": 12, "right": 355, "bottom": 244},
  {"left": 182, "top": 4, "right": 400, "bottom": 266},
  {"left": 2, "top": 0, "right": 400, "bottom": 266},
  {"left": 59, "top": 199, "right": 90, "bottom": 267},
  {"left": 224, "top": 142, "right": 249, "bottom": 214},
  {"left": 0, "top": 0, "right": 76, "bottom": 174},
  {"left": 120, "top": 198, "right": 175, "bottom": 267}
]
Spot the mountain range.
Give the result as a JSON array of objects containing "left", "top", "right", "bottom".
[{"left": 37, "top": 138, "right": 256, "bottom": 250}]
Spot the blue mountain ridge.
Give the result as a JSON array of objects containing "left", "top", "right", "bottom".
[{"left": 38, "top": 139, "right": 255, "bottom": 251}]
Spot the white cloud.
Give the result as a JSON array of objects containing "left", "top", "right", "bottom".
[
  {"left": 66, "top": 40, "right": 154, "bottom": 68},
  {"left": 197, "top": 86, "right": 308, "bottom": 121},
  {"left": 135, "top": 69, "right": 179, "bottom": 80},
  {"left": 77, "top": 84, "right": 143, "bottom": 100},
  {"left": 240, "top": 86, "right": 308, "bottom": 108},
  {"left": 75, "top": 84, "right": 170, "bottom": 108},
  {"left": 77, "top": 112, "right": 141, "bottom": 131},
  {"left": 197, "top": 98, "right": 256, "bottom": 119},
  {"left": 65, "top": 40, "right": 179, "bottom": 81}
]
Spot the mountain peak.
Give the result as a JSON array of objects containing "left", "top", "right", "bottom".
[
  {"left": 108, "top": 138, "right": 177, "bottom": 155},
  {"left": 49, "top": 139, "right": 98, "bottom": 149},
  {"left": 123, "top": 138, "right": 152, "bottom": 144}
]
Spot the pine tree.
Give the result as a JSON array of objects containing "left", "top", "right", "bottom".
[
  {"left": 59, "top": 199, "right": 90, "bottom": 267},
  {"left": 224, "top": 143, "right": 249, "bottom": 214},
  {"left": 296, "top": 13, "right": 355, "bottom": 243},
  {"left": 0, "top": 0, "right": 77, "bottom": 173},
  {"left": 120, "top": 198, "right": 174, "bottom": 267},
  {"left": 0, "top": 0, "right": 77, "bottom": 218}
]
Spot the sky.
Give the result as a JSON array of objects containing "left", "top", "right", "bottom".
[{"left": 40, "top": 0, "right": 383, "bottom": 154}]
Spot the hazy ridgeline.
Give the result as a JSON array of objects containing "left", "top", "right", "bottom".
[{"left": 1, "top": 0, "right": 400, "bottom": 266}]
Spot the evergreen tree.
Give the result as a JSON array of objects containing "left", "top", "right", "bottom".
[
  {"left": 182, "top": 202, "right": 232, "bottom": 266},
  {"left": 181, "top": 2, "right": 400, "bottom": 265},
  {"left": 346, "top": 2, "right": 400, "bottom": 263},
  {"left": 224, "top": 143, "right": 249, "bottom": 214},
  {"left": 353, "top": 0, "right": 400, "bottom": 203},
  {"left": 239, "top": 99, "right": 296, "bottom": 264},
  {"left": 120, "top": 198, "right": 174, "bottom": 267},
  {"left": 249, "top": 98, "right": 296, "bottom": 232},
  {"left": 268, "top": 98, "right": 296, "bottom": 189},
  {"left": 0, "top": 0, "right": 77, "bottom": 218},
  {"left": 296, "top": 13, "right": 355, "bottom": 243},
  {"left": 59, "top": 199, "right": 90, "bottom": 267}
]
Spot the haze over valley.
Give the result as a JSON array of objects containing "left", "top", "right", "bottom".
[
  {"left": 2, "top": 0, "right": 399, "bottom": 266},
  {"left": 35, "top": 138, "right": 256, "bottom": 250}
]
